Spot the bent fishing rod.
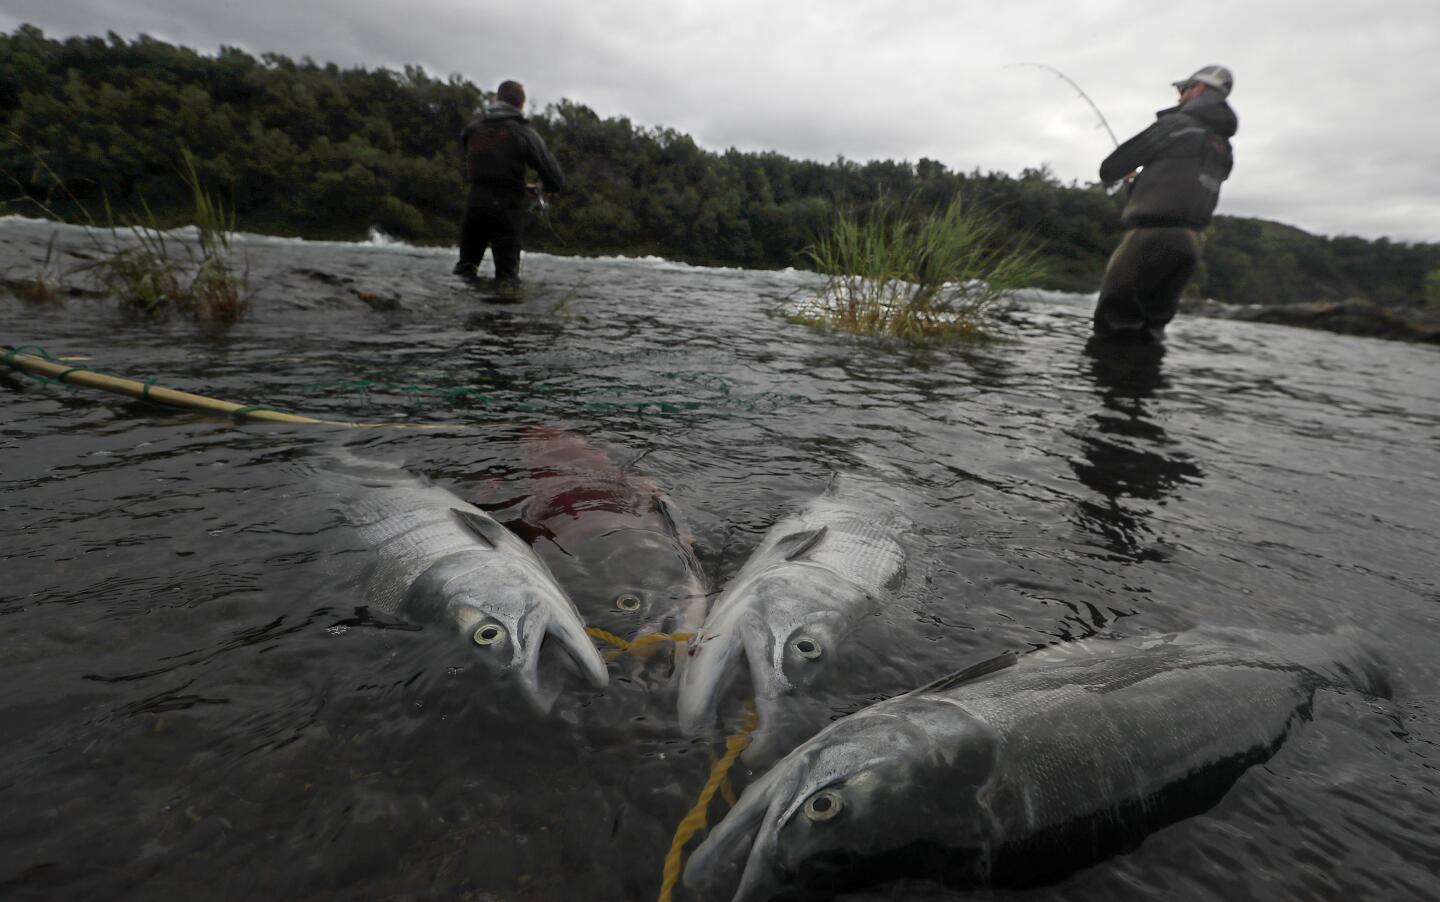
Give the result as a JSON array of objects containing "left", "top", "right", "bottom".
[
  {"left": 1008, "top": 62, "right": 1135, "bottom": 195},
  {"left": 1007, "top": 62, "right": 1120, "bottom": 149}
]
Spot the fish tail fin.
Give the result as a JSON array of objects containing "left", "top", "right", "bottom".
[
  {"left": 1330, "top": 623, "right": 1393, "bottom": 699},
  {"left": 1262, "top": 625, "right": 1392, "bottom": 699}
]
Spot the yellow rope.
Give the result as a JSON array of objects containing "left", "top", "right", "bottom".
[
  {"left": 2, "top": 347, "right": 445, "bottom": 429},
  {"left": 584, "top": 626, "right": 695, "bottom": 662},
  {"left": 657, "top": 702, "right": 758, "bottom": 902},
  {"left": 707, "top": 746, "right": 739, "bottom": 807},
  {"left": 719, "top": 770, "right": 739, "bottom": 808}
]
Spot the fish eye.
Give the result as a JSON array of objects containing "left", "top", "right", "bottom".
[
  {"left": 615, "top": 593, "right": 643, "bottom": 613},
  {"left": 803, "top": 789, "right": 844, "bottom": 822},
  {"left": 473, "top": 623, "right": 507, "bottom": 646},
  {"left": 792, "top": 636, "right": 823, "bottom": 660}
]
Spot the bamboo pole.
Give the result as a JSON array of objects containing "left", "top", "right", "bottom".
[{"left": 2, "top": 345, "right": 444, "bottom": 429}]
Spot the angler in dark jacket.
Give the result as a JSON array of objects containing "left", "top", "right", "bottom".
[
  {"left": 1092, "top": 66, "right": 1237, "bottom": 343},
  {"left": 453, "top": 80, "right": 566, "bottom": 284}
]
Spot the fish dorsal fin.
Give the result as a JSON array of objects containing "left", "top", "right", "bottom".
[
  {"left": 654, "top": 495, "right": 681, "bottom": 537},
  {"left": 922, "top": 652, "right": 1017, "bottom": 693},
  {"left": 453, "top": 509, "right": 506, "bottom": 549},
  {"left": 779, "top": 525, "right": 829, "bottom": 561}
]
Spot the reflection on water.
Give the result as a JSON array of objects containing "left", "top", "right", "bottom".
[
  {"left": 1072, "top": 340, "right": 1203, "bottom": 562},
  {"left": 2, "top": 218, "right": 1440, "bottom": 900}
]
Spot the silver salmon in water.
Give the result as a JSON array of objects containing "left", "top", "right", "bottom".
[
  {"left": 316, "top": 451, "right": 607, "bottom": 711},
  {"left": 678, "top": 476, "right": 908, "bottom": 763},
  {"left": 684, "top": 628, "right": 1387, "bottom": 901}
]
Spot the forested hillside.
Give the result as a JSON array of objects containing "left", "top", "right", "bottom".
[{"left": 4, "top": 26, "right": 1437, "bottom": 307}]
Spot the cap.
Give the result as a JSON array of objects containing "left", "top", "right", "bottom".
[{"left": 1173, "top": 65, "right": 1233, "bottom": 96}]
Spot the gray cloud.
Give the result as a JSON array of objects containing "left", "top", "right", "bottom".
[{"left": 4, "top": 0, "right": 1437, "bottom": 241}]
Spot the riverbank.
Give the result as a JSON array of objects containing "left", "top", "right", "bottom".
[
  {"left": 6, "top": 27, "right": 1439, "bottom": 323},
  {"left": 1182, "top": 296, "right": 1440, "bottom": 344},
  {"left": 5, "top": 213, "right": 1439, "bottom": 347}
]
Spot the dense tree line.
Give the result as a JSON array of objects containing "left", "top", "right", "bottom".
[{"left": 3, "top": 26, "right": 1437, "bottom": 307}]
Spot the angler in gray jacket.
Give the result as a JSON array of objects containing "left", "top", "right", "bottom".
[
  {"left": 1093, "top": 65, "right": 1237, "bottom": 343},
  {"left": 453, "top": 80, "right": 565, "bottom": 285}
]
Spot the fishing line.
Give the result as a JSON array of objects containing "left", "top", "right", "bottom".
[{"left": 1007, "top": 62, "right": 1120, "bottom": 148}]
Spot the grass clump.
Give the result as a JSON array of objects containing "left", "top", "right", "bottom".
[
  {"left": 3, "top": 231, "right": 67, "bottom": 302},
  {"left": 5, "top": 137, "right": 247, "bottom": 321},
  {"left": 793, "top": 197, "right": 1043, "bottom": 342},
  {"left": 88, "top": 153, "right": 246, "bottom": 321}
]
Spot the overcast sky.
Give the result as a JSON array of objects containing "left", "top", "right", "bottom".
[{"left": 5, "top": 0, "right": 1438, "bottom": 243}]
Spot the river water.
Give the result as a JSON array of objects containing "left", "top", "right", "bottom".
[{"left": 2, "top": 218, "right": 1438, "bottom": 900}]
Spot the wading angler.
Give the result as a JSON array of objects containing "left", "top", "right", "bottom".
[
  {"left": 453, "top": 80, "right": 565, "bottom": 286},
  {"left": 1092, "top": 65, "right": 1237, "bottom": 344}
]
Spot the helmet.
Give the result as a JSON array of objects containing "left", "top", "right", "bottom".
[{"left": 1173, "top": 65, "right": 1233, "bottom": 96}]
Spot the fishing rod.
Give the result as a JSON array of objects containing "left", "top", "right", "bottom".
[
  {"left": 1008, "top": 62, "right": 1120, "bottom": 148},
  {"left": 527, "top": 181, "right": 568, "bottom": 247},
  {"left": 527, "top": 182, "right": 550, "bottom": 216}
]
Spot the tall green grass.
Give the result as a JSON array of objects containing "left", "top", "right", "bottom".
[
  {"left": 89, "top": 152, "right": 246, "bottom": 320},
  {"left": 4, "top": 137, "right": 247, "bottom": 321},
  {"left": 794, "top": 197, "right": 1043, "bottom": 341}
]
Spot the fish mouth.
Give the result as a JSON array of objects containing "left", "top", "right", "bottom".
[
  {"left": 684, "top": 757, "right": 799, "bottom": 902},
  {"left": 611, "top": 611, "right": 686, "bottom": 687},
  {"left": 678, "top": 612, "right": 766, "bottom": 738},
  {"left": 466, "top": 590, "right": 608, "bottom": 714},
  {"left": 680, "top": 613, "right": 810, "bottom": 766},
  {"left": 627, "top": 573, "right": 709, "bottom": 682},
  {"left": 522, "top": 603, "right": 610, "bottom": 711}
]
